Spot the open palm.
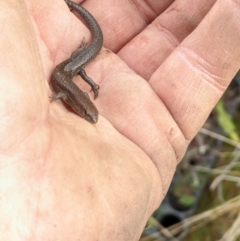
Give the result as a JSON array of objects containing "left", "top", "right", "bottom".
[{"left": 1, "top": 0, "right": 239, "bottom": 240}]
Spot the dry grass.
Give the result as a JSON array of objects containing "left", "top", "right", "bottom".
[{"left": 140, "top": 127, "right": 240, "bottom": 241}]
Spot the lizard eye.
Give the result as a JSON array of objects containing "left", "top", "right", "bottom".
[{"left": 85, "top": 109, "right": 97, "bottom": 123}]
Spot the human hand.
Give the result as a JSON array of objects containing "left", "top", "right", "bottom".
[{"left": 1, "top": 0, "right": 239, "bottom": 240}]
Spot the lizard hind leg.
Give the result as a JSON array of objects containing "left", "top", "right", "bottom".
[{"left": 78, "top": 68, "right": 99, "bottom": 99}]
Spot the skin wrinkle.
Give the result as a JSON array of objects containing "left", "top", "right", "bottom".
[
  {"left": 169, "top": 129, "right": 189, "bottom": 162},
  {"left": 147, "top": 79, "right": 190, "bottom": 166},
  {"left": 178, "top": 45, "right": 228, "bottom": 92},
  {"left": 151, "top": 108, "right": 186, "bottom": 165},
  {"left": 148, "top": 84, "right": 196, "bottom": 167},
  {"left": 129, "top": 0, "right": 156, "bottom": 23},
  {"left": 152, "top": 20, "right": 181, "bottom": 51}
]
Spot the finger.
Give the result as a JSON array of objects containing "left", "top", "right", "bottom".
[
  {"left": 119, "top": 0, "right": 217, "bottom": 79},
  {"left": 150, "top": 0, "right": 240, "bottom": 146},
  {"left": 97, "top": 53, "right": 178, "bottom": 191},
  {"left": 84, "top": 0, "right": 175, "bottom": 51},
  {"left": 29, "top": 0, "right": 174, "bottom": 61}
]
